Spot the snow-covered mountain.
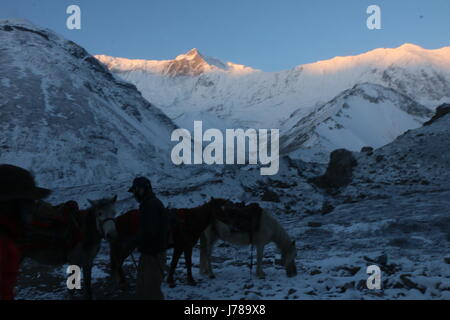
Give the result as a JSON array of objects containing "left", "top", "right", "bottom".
[
  {"left": 96, "top": 44, "right": 450, "bottom": 161},
  {"left": 281, "top": 83, "right": 433, "bottom": 162},
  {"left": 96, "top": 48, "right": 256, "bottom": 77},
  {"left": 0, "top": 19, "right": 177, "bottom": 187}
]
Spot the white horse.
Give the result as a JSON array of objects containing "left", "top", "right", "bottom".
[{"left": 200, "top": 208, "right": 297, "bottom": 279}]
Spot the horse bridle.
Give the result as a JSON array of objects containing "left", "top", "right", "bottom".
[{"left": 97, "top": 217, "right": 116, "bottom": 239}]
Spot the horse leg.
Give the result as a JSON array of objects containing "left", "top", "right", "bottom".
[
  {"left": 256, "top": 244, "right": 266, "bottom": 279},
  {"left": 184, "top": 246, "right": 196, "bottom": 286},
  {"left": 167, "top": 247, "right": 182, "bottom": 288},
  {"left": 199, "top": 233, "right": 209, "bottom": 275},
  {"left": 117, "top": 254, "right": 127, "bottom": 288},
  {"left": 83, "top": 265, "right": 93, "bottom": 299},
  {"left": 112, "top": 241, "right": 131, "bottom": 288},
  {"left": 205, "top": 236, "right": 217, "bottom": 279},
  {"left": 109, "top": 242, "right": 122, "bottom": 285},
  {"left": 119, "top": 245, "right": 137, "bottom": 287},
  {"left": 161, "top": 250, "right": 169, "bottom": 278},
  {"left": 200, "top": 227, "right": 217, "bottom": 279}
]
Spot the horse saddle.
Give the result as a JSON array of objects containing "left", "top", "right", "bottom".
[
  {"left": 25, "top": 200, "right": 82, "bottom": 248},
  {"left": 169, "top": 208, "right": 197, "bottom": 229},
  {"left": 216, "top": 202, "right": 262, "bottom": 234},
  {"left": 167, "top": 208, "right": 181, "bottom": 229},
  {"left": 118, "top": 208, "right": 176, "bottom": 248}
]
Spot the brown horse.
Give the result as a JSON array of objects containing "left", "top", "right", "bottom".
[
  {"left": 20, "top": 196, "right": 118, "bottom": 299},
  {"left": 108, "top": 198, "right": 227, "bottom": 288}
]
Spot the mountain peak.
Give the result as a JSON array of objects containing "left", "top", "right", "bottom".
[
  {"left": 166, "top": 48, "right": 221, "bottom": 76},
  {"left": 168, "top": 48, "right": 256, "bottom": 76},
  {"left": 176, "top": 48, "right": 203, "bottom": 61},
  {"left": 186, "top": 48, "right": 201, "bottom": 56}
]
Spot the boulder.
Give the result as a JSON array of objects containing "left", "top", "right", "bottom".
[
  {"left": 423, "top": 104, "right": 450, "bottom": 126},
  {"left": 309, "top": 149, "right": 357, "bottom": 190},
  {"left": 361, "top": 146, "right": 374, "bottom": 155},
  {"left": 261, "top": 188, "right": 280, "bottom": 202}
]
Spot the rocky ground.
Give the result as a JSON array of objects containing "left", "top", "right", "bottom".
[{"left": 15, "top": 188, "right": 450, "bottom": 300}]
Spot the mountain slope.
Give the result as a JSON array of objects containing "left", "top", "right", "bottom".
[
  {"left": 0, "top": 19, "right": 177, "bottom": 187},
  {"left": 281, "top": 83, "right": 433, "bottom": 162}
]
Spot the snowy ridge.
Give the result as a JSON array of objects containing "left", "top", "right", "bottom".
[
  {"left": 298, "top": 43, "right": 450, "bottom": 108},
  {"left": 96, "top": 48, "right": 257, "bottom": 77},
  {"left": 303, "top": 44, "right": 450, "bottom": 74},
  {"left": 96, "top": 44, "right": 450, "bottom": 161}
]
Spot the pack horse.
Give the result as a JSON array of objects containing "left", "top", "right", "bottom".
[
  {"left": 21, "top": 195, "right": 118, "bottom": 299},
  {"left": 200, "top": 202, "right": 298, "bottom": 279}
]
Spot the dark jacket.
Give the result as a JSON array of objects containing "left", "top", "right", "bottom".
[
  {"left": 135, "top": 193, "right": 169, "bottom": 255},
  {"left": 0, "top": 213, "right": 22, "bottom": 300}
]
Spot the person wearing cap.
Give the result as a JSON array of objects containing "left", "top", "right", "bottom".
[
  {"left": 0, "top": 164, "right": 51, "bottom": 300},
  {"left": 128, "top": 177, "right": 169, "bottom": 300}
]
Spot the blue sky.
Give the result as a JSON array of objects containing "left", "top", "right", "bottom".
[{"left": 1, "top": 0, "right": 449, "bottom": 71}]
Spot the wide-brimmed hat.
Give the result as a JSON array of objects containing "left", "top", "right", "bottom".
[
  {"left": 128, "top": 177, "right": 152, "bottom": 193},
  {"left": 0, "top": 164, "right": 52, "bottom": 201}
]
